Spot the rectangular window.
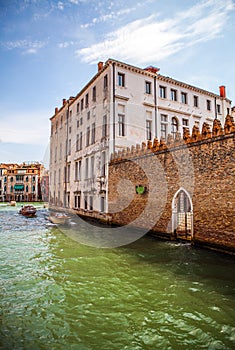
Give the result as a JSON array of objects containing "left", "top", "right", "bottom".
[
  {"left": 68, "top": 139, "right": 71, "bottom": 155},
  {"left": 100, "top": 197, "right": 105, "bottom": 213},
  {"left": 182, "top": 118, "right": 189, "bottom": 126},
  {"left": 227, "top": 107, "right": 230, "bottom": 115},
  {"left": 193, "top": 95, "right": 198, "bottom": 107},
  {"left": 145, "top": 81, "right": 151, "bottom": 94},
  {"left": 77, "top": 103, "right": 79, "bottom": 114},
  {"left": 81, "top": 98, "right": 84, "bottom": 111},
  {"left": 58, "top": 168, "right": 61, "bottom": 184},
  {"left": 86, "top": 127, "right": 90, "bottom": 147},
  {"left": 64, "top": 166, "right": 67, "bottom": 182},
  {"left": 75, "top": 161, "right": 78, "bottom": 181},
  {"left": 171, "top": 89, "right": 177, "bottom": 101},
  {"left": 79, "top": 132, "right": 82, "bottom": 150},
  {"left": 75, "top": 135, "right": 79, "bottom": 152},
  {"left": 84, "top": 195, "right": 88, "bottom": 210},
  {"left": 85, "top": 158, "right": 89, "bottom": 179},
  {"left": 101, "top": 152, "right": 106, "bottom": 177},
  {"left": 92, "top": 86, "right": 96, "bottom": 102},
  {"left": 118, "top": 114, "right": 125, "bottom": 136},
  {"left": 159, "top": 86, "right": 166, "bottom": 98},
  {"left": 160, "top": 114, "right": 168, "bottom": 140},
  {"left": 146, "top": 120, "right": 152, "bottom": 140},
  {"left": 67, "top": 164, "right": 70, "bottom": 182},
  {"left": 85, "top": 93, "right": 89, "bottom": 107},
  {"left": 181, "top": 92, "right": 187, "bottom": 104},
  {"left": 217, "top": 104, "right": 221, "bottom": 114},
  {"left": 77, "top": 120, "right": 79, "bottom": 128},
  {"left": 102, "top": 115, "right": 107, "bottom": 138},
  {"left": 118, "top": 73, "right": 125, "bottom": 87},
  {"left": 87, "top": 111, "right": 90, "bottom": 120},
  {"left": 77, "top": 195, "right": 81, "bottom": 208},
  {"left": 80, "top": 117, "right": 83, "bottom": 125},
  {"left": 78, "top": 160, "right": 82, "bottom": 180},
  {"left": 104, "top": 74, "right": 108, "bottom": 89},
  {"left": 92, "top": 106, "right": 96, "bottom": 118},
  {"left": 90, "top": 156, "right": 95, "bottom": 179},
  {"left": 207, "top": 99, "right": 211, "bottom": 111},
  {"left": 90, "top": 196, "right": 93, "bottom": 211},
  {"left": 54, "top": 147, "right": 57, "bottom": 163},
  {"left": 91, "top": 123, "right": 96, "bottom": 144}
]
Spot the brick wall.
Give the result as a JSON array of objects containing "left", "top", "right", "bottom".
[{"left": 108, "top": 115, "right": 235, "bottom": 253}]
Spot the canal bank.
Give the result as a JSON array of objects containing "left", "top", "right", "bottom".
[{"left": 1, "top": 205, "right": 235, "bottom": 349}]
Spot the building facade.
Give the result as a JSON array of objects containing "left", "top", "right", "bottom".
[
  {"left": 108, "top": 115, "right": 235, "bottom": 253},
  {"left": 0, "top": 163, "right": 45, "bottom": 202},
  {"left": 49, "top": 58, "right": 231, "bottom": 214}
]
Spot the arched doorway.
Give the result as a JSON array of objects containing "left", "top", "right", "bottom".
[{"left": 172, "top": 188, "right": 193, "bottom": 240}]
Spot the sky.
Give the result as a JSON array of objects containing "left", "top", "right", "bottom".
[{"left": 0, "top": 0, "right": 235, "bottom": 166}]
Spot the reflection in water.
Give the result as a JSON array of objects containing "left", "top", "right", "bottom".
[{"left": 0, "top": 204, "right": 235, "bottom": 350}]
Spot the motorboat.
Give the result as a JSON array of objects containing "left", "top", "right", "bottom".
[
  {"left": 19, "top": 205, "right": 37, "bottom": 217},
  {"left": 48, "top": 213, "right": 69, "bottom": 225}
]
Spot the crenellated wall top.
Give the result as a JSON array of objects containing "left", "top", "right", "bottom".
[{"left": 110, "top": 115, "right": 235, "bottom": 163}]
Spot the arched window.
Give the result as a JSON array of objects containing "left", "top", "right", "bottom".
[
  {"left": 26, "top": 176, "right": 28, "bottom": 182},
  {"left": 32, "top": 185, "right": 35, "bottom": 192},
  {"left": 171, "top": 117, "right": 178, "bottom": 139},
  {"left": 26, "top": 185, "right": 28, "bottom": 193}
]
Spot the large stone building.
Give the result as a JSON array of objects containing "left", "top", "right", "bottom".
[
  {"left": 108, "top": 115, "right": 235, "bottom": 253},
  {"left": 49, "top": 58, "right": 231, "bottom": 214},
  {"left": 0, "top": 163, "right": 45, "bottom": 202}
]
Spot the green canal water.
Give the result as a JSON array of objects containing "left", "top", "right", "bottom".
[{"left": 0, "top": 204, "right": 235, "bottom": 350}]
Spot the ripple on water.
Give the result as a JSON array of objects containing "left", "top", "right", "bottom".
[{"left": 0, "top": 207, "right": 235, "bottom": 349}]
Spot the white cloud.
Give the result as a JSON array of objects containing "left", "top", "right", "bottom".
[
  {"left": 2, "top": 39, "right": 46, "bottom": 54},
  {"left": 57, "top": 1, "right": 64, "bottom": 10},
  {"left": 80, "top": 3, "right": 145, "bottom": 29},
  {"left": 77, "top": 0, "right": 235, "bottom": 65},
  {"left": 58, "top": 41, "right": 74, "bottom": 48}
]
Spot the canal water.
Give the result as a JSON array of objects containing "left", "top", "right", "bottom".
[{"left": 0, "top": 204, "right": 235, "bottom": 350}]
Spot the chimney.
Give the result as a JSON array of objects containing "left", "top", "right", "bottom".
[
  {"left": 144, "top": 66, "right": 160, "bottom": 74},
  {"left": 98, "top": 61, "right": 104, "bottom": 71},
  {"left": 55, "top": 107, "right": 58, "bottom": 114},
  {"left": 63, "top": 98, "right": 67, "bottom": 106},
  {"left": 219, "top": 86, "right": 226, "bottom": 98}
]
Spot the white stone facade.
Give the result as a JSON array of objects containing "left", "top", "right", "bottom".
[{"left": 49, "top": 59, "right": 231, "bottom": 213}]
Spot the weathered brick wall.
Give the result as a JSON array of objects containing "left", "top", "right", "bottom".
[{"left": 108, "top": 116, "right": 235, "bottom": 252}]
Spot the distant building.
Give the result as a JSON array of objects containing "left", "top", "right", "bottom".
[
  {"left": 49, "top": 58, "right": 232, "bottom": 214},
  {"left": 0, "top": 162, "right": 47, "bottom": 202},
  {"left": 41, "top": 168, "right": 49, "bottom": 202}
]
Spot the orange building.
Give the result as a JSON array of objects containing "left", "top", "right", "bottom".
[{"left": 0, "top": 163, "right": 46, "bottom": 202}]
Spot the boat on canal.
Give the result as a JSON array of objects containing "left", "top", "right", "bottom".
[
  {"left": 19, "top": 205, "right": 37, "bottom": 217},
  {"left": 48, "top": 212, "right": 69, "bottom": 225},
  {"left": 7, "top": 201, "right": 16, "bottom": 206}
]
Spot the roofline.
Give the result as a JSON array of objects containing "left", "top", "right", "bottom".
[
  {"left": 107, "top": 58, "right": 232, "bottom": 102},
  {"left": 50, "top": 58, "right": 231, "bottom": 120}
]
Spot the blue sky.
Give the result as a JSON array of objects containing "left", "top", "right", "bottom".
[{"left": 0, "top": 0, "right": 235, "bottom": 165}]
